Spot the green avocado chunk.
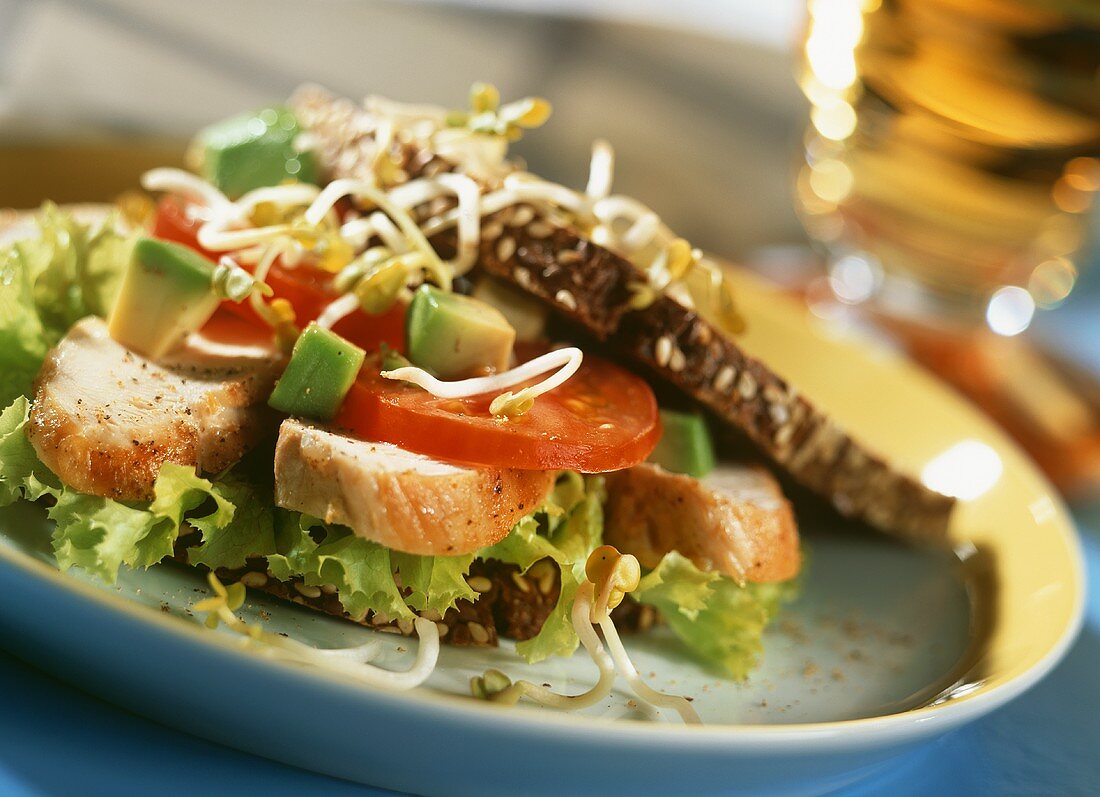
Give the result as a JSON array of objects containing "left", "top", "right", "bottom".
[
  {"left": 107, "top": 237, "right": 219, "bottom": 359},
  {"left": 405, "top": 285, "right": 516, "bottom": 379},
  {"left": 471, "top": 276, "right": 548, "bottom": 342},
  {"left": 268, "top": 323, "right": 365, "bottom": 421},
  {"left": 196, "top": 106, "right": 317, "bottom": 198},
  {"left": 647, "top": 409, "right": 716, "bottom": 478}
]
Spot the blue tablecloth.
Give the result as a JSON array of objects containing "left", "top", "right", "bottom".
[{"left": 2, "top": 267, "right": 1097, "bottom": 796}]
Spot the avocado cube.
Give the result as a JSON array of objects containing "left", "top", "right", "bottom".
[
  {"left": 196, "top": 106, "right": 318, "bottom": 198},
  {"left": 107, "top": 237, "right": 219, "bottom": 359},
  {"left": 471, "top": 276, "right": 548, "bottom": 342},
  {"left": 648, "top": 409, "right": 717, "bottom": 478},
  {"left": 405, "top": 285, "right": 516, "bottom": 379},
  {"left": 269, "top": 323, "right": 365, "bottom": 421}
]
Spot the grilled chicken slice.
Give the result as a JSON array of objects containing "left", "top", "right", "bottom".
[
  {"left": 604, "top": 463, "right": 801, "bottom": 583},
  {"left": 274, "top": 419, "right": 556, "bottom": 556},
  {"left": 27, "top": 313, "right": 283, "bottom": 501}
]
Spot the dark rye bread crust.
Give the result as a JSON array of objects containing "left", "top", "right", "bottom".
[
  {"left": 457, "top": 220, "right": 952, "bottom": 539},
  {"left": 293, "top": 88, "right": 955, "bottom": 541},
  {"left": 185, "top": 544, "right": 567, "bottom": 648},
  {"left": 194, "top": 554, "right": 652, "bottom": 648}
]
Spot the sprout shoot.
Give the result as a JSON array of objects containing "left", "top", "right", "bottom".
[
  {"left": 381, "top": 346, "right": 583, "bottom": 419},
  {"left": 470, "top": 580, "right": 616, "bottom": 711},
  {"left": 196, "top": 573, "right": 440, "bottom": 691},
  {"left": 213, "top": 256, "right": 273, "bottom": 302},
  {"left": 471, "top": 547, "right": 701, "bottom": 724}
]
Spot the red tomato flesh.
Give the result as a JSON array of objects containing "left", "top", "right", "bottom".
[
  {"left": 334, "top": 349, "right": 662, "bottom": 472},
  {"left": 152, "top": 196, "right": 405, "bottom": 351},
  {"left": 151, "top": 194, "right": 213, "bottom": 255}
]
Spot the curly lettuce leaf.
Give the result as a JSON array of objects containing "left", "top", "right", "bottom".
[
  {"left": 0, "top": 396, "right": 58, "bottom": 505},
  {"left": 266, "top": 509, "right": 320, "bottom": 578},
  {"left": 0, "top": 204, "right": 133, "bottom": 405},
  {"left": 479, "top": 514, "right": 557, "bottom": 574},
  {"left": 48, "top": 491, "right": 164, "bottom": 581},
  {"left": 481, "top": 474, "right": 606, "bottom": 663},
  {"left": 4, "top": 379, "right": 606, "bottom": 657},
  {"left": 28, "top": 203, "right": 131, "bottom": 332},
  {"left": 0, "top": 246, "right": 49, "bottom": 404},
  {"left": 255, "top": 474, "right": 605, "bottom": 645},
  {"left": 632, "top": 551, "right": 797, "bottom": 679},
  {"left": 185, "top": 473, "right": 275, "bottom": 571},
  {"left": 391, "top": 551, "right": 478, "bottom": 617},
  {"left": 267, "top": 518, "right": 412, "bottom": 622},
  {"left": 311, "top": 531, "right": 413, "bottom": 621},
  {"left": 266, "top": 520, "right": 477, "bottom": 622},
  {"left": 50, "top": 464, "right": 273, "bottom": 584},
  {"left": 3, "top": 393, "right": 486, "bottom": 626}
]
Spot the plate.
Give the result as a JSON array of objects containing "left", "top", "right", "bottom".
[{"left": 0, "top": 265, "right": 1084, "bottom": 797}]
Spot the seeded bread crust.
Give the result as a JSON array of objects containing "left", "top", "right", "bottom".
[
  {"left": 189, "top": 551, "right": 655, "bottom": 648},
  {"left": 294, "top": 88, "right": 955, "bottom": 541},
  {"left": 187, "top": 547, "right": 567, "bottom": 648}
]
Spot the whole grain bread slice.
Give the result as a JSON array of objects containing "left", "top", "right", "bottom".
[
  {"left": 473, "top": 224, "right": 954, "bottom": 539},
  {"left": 178, "top": 540, "right": 659, "bottom": 648},
  {"left": 176, "top": 535, "right": 571, "bottom": 648},
  {"left": 293, "top": 87, "right": 955, "bottom": 541}
]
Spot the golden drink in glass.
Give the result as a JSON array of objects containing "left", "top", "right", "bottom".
[{"left": 797, "top": 0, "right": 1100, "bottom": 329}]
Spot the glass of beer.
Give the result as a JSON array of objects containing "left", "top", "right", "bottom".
[{"left": 795, "top": 0, "right": 1100, "bottom": 333}]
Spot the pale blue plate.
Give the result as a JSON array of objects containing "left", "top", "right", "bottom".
[{"left": 0, "top": 270, "right": 1084, "bottom": 797}]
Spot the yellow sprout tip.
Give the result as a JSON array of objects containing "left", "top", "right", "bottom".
[
  {"left": 470, "top": 82, "right": 501, "bottom": 113},
  {"left": 489, "top": 389, "right": 535, "bottom": 418},
  {"left": 585, "top": 545, "right": 641, "bottom": 613}
]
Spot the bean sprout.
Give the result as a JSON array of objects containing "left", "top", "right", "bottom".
[
  {"left": 213, "top": 255, "right": 272, "bottom": 302},
  {"left": 381, "top": 346, "right": 583, "bottom": 418},
  {"left": 315, "top": 293, "right": 362, "bottom": 330},
  {"left": 195, "top": 573, "right": 439, "bottom": 691},
  {"left": 235, "top": 183, "right": 322, "bottom": 215},
  {"left": 249, "top": 242, "right": 284, "bottom": 319},
  {"left": 597, "top": 614, "right": 700, "bottom": 723},
  {"left": 419, "top": 188, "right": 520, "bottom": 237},
  {"left": 376, "top": 173, "right": 483, "bottom": 274},
  {"left": 471, "top": 581, "right": 616, "bottom": 711},
  {"left": 306, "top": 178, "right": 450, "bottom": 289},
  {"left": 268, "top": 618, "right": 439, "bottom": 691},
  {"left": 434, "top": 173, "right": 482, "bottom": 274},
  {"left": 504, "top": 173, "right": 591, "bottom": 217},
  {"left": 141, "top": 168, "right": 234, "bottom": 215},
  {"left": 368, "top": 210, "right": 407, "bottom": 253},
  {"left": 471, "top": 547, "right": 701, "bottom": 724},
  {"left": 619, "top": 210, "right": 662, "bottom": 254},
  {"left": 198, "top": 221, "right": 293, "bottom": 252},
  {"left": 339, "top": 217, "right": 377, "bottom": 249},
  {"left": 586, "top": 139, "right": 615, "bottom": 200}
]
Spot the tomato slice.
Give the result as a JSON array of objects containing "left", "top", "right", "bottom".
[
  {"left": 151, "top": 196, "right": 405, "bottom": 351},
  {"left": 152, "top": 195, "right": 215, "bottom": 255},
  {"left": 334, "top": 349, "right": 661, "bottom": 472}
]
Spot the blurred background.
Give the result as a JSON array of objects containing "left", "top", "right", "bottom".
[
  {"left": 0, "top": 0, "right": 804, "bottom": 248},
  {"left": 0, "top": 0, "right": 1097, "bottom": 498}
]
